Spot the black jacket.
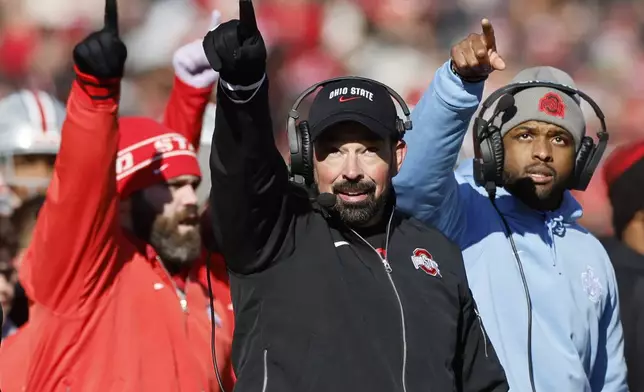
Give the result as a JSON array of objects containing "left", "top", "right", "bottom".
[
  {"left": 601, "top": 237, "right": 644, "bottom": 392},
  {"left": 209, "top": 77, "right": 508, "bottom": 392}
]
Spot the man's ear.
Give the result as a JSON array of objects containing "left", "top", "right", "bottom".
[{"left": 393, "top": 140, "right": 407, "bottom": 175}]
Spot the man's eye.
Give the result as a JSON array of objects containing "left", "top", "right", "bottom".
[{"left": 553, "top": 136, "right": 566, "bottom": 145}]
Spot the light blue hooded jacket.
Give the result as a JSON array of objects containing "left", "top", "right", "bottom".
[{"left": 393, "top": 61, "right": 628, "bottom": 392}]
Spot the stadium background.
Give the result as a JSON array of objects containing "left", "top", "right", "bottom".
[{"left": 1, "top": 0, "right": 643, "bottom": 235}]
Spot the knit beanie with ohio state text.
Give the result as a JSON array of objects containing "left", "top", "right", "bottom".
[{"left": 116, "top": 117, "right": 201, "bottom": 199}]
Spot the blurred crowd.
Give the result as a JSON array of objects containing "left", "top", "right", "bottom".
[{"left": 1, "top": 0, "right": 643, "bottom": 232}]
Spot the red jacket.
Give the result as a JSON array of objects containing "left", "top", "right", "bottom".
[{"left": 0, "top": 74, "right": 234, "bottom": 391}]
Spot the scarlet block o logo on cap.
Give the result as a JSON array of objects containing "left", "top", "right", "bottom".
[
  {"left": 411, "top": 248, "right": 441, "bottom": 277},
  {"left": 538, "top": 92, "right": 566, "bottom": 119}
]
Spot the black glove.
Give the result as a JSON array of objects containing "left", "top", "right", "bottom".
[
  {"left": 202, "top": 0, "right": 267, "bottom": 86},
  {"left": 73, "top": 0, "right": 127, "bottom": 79}
]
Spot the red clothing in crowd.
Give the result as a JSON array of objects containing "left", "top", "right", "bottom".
[{"left": 0, "top": 73, "right": 235, "bottom": 391}]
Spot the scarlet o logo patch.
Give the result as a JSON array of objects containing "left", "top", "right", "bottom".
[
  {"left": 410, "top": 248, "right": 441, "bottom": 277},
  {"left": 538, "top": 92, "right": 566, "bottom": 119}
]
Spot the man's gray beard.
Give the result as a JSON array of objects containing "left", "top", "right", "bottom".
[
  {"left": 131, "top": 193, "right": 201, "bottom": 273},
  {"left": 332, "top": 191, "right": 387, "bottom": 227},
  {"left": 149, "top": 226, "right": 201, "bottom": 271}
]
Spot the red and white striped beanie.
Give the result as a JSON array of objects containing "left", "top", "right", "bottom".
[{"left": 116, "top": 117, "right": 201, "bottom": 199}]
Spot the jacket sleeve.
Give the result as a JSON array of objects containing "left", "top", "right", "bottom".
[
  {"left": 19, "top": 69, "right": 122, "bottom": 314},
  {"left": 209, "top": 75, "right": 292, "bottom": 275},
  {"left": 162, "top": 76, "right": 213, "bottom": 150},
  {"left": 393, "top": 61, "right": 484, "bottom": 241},
  {"left": 455, "top": 277, "right": 509, "bottom": 392},
  {"left": 590, "top": 261, "right": 629, "bottom": 391}
]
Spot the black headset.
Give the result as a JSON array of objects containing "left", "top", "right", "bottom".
[
  {"left": 472, "top": 80, "right": 609, "bottom": 194},
  {"left": 286, "top": 76, "right": 413, "bottom": 186}
]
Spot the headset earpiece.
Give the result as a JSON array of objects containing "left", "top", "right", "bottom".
[
  {"left": 572, "top": 130, "right": 611, "bottom": 192},
  {"left": 396, "top": 118, "right": 410, "bottom": 138},
  {"left": 473, "top": 117, "right": 504, "bottom": 189},
  {"left": 570, "top": 136, "right": 594, "bottom": 190},
  {"left": 297, "top": 121, "right": 314, "bottom": 185},
  {"left": 288, "top": 120, "right": 313, "bottom": 186},
  {"left": 488, "top": 125, "right": 505, "bottom": 185}
]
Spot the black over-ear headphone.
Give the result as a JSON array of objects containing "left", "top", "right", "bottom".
[
  {"left": 287, "top": 76, "right": 413, "bottom": 186},
  {"left": 472, "top": 80, "right": 609, "bottom": 194}
]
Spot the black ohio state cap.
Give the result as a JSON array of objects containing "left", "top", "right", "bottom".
[{"left": 308, "top": 80, "right": 399, "bottom": 141}]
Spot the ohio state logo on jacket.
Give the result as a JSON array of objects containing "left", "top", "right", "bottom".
[{"left": 411, "top": 248, "right": 441, "bottom": 277}]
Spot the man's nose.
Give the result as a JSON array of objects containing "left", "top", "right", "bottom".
[
  {"left": 341, "top": 154, "right": 364, "bottom": 181},
  {"left": 532, "top": 138, "right": 553, "bottom": 162},
  {"left": 177, "top": 184, "right": 198, "bottom": 206}
]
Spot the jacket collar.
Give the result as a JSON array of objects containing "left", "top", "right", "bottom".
[{"left": 494, "top": 185, "right": 583, "bottom": 224}]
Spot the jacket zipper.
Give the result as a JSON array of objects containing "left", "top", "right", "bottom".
[
  {"left": 350, "top": 211, "right": 408, "bottom": 392},
  {"left": 156, "top": 256, "right": 189, "bottom": 313},
  {"left": 545, "top": 218, "right": 561, "bottom": 268},
  {"left": 156, "top": 258, "right": 208, "bottom": 390},
  {"left": 262, "top": 349, "right": 269, "bottom": 392},
  {"left": 474, "top": 308, "right": 488, "bottom": 357}
]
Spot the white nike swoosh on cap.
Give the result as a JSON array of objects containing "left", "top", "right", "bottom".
[{"left": 153, "top": 163, "right": 169, "bottom": 175}]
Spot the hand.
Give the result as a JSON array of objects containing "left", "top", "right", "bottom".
[
  {"left": 72, "top": 0, "right": 127, "bottom": 79},
  {"left": 450, "top": 19, "right": 505, "bottom": 82},
  {"left": 202, "top": 0, "right": 267, "bottom": 86},
  {"left": 173, "top": 10, "right": 222, "bottom": 89}
]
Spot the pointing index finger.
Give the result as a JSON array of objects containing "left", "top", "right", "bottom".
[
  {"left": 481, "top": 18, "right": 495, "bottom": 51},
  {"left": 104, "top": 0, "right": 119, "bottom": 34},
  {"left": 238, "top": 0, "right": 258, "bottom": 39}
]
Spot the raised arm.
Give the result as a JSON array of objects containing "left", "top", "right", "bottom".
[
  {"left": 20, "top": 0, "right": 126, "bottom": 314},
  {"left": 203, "top": 0, "right": 291, "bottom": 275},
  {"left": 163, "top": 11, "right": 222, "bottom": 148},
  {"left": 393, "top": 20, "right": 505, "bottom": 240}
]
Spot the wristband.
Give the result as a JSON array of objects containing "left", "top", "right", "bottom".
[{"left": 450, "top": 60, "right": 489, "bottom": 84}]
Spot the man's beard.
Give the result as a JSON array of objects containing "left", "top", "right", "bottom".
[
  {"left": 331, "top": 179, "right": 387, "bottom": 226},
  {"left": 131, "top": 195, "right": 201, "bottom": 274},
  {"left": 503, "top": 163, "right": 568, "bottom": 210}
]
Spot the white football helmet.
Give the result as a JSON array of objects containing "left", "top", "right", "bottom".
[{"left": 0, "top": 90, "right": 66, "bottom": 191}]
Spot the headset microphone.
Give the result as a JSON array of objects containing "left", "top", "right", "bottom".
[
  {"left": 317, "top": 192, "right": 337, "bottom": 209},
  {"left": 493, "top": 94, "right": 515, "bottom": 114}
]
